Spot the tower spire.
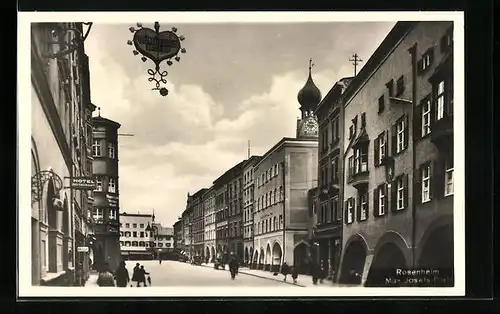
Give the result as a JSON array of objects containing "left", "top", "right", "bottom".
[
  {"left": 309, "top": 58, "right": 314, "bottom": 76},
  {"left": 97, "top": 107, "right": 101, "bottom": 117}
]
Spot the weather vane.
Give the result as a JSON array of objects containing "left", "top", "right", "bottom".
[{"left": 127, "top": 22, "right": 187, "bottom": 96}]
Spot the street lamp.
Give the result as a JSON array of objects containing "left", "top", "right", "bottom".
[{"left": 145, "top": 222, "right": 158, "bottom": 260}]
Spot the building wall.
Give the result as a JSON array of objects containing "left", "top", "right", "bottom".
[
  {"left": 215, "top": 184, "right": 228, "bottom": 255},
  {"left": 227, "top": 173, "right": 244, "bottom": 259},
  {"left": 339, "top": 21, "right": 454, "bottom": 285},
  {"left": 119, "top": 214, "right": 153, "bottom": 258},
  {"left": 203, "top": 188, "right": 216, "bottom": 260},
  {"left": 242, "top": 157, "right": 260, "bottom": 263}
]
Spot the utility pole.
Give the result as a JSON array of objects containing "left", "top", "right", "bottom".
[
  {"left": 349, "top": 53, "right": 363, "bottom": 76},
  {"left": 247, "top": 140, "right": 251, "bottom": 159}
]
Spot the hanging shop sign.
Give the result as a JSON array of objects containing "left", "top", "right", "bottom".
[
  {"left": 77, "top": 246, "right": 89, "bottom": 253},
  {"left": 128, "top": 22, "right": 187, "bottom": 97},
  {"left": 70, "top": 177, "right": 96, "bottom": 190},
  {"left": 31, "top": 169, "right": 63, "bottom": 205}
]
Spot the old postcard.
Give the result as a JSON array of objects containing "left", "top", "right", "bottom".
[{"left": 18, "top": 11, "right": 465, "bottom": 297}]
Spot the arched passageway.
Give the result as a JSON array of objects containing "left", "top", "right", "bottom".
[
  {"left": 210, "top": 246, "right": 215, "bottom": 262},
  {"left": 265, "top": 244, "right": 272, "bottom": 270},
  {"left": 244, "top": 248, "right": 249, "bottom": 264},
  {"left": 293, "top": 242, "right": 309, "bottom": 274},
  {"left": 272, "top": 242, "right": 282, "bottom": 272},
  {"left": 417, "top": 225, "right": 454, "bottom": 286},
  {"left": 338, "top": 240, "right": 367, "bottom": 284},
  {"left": 365, "top": 242, "right": 406, "bottom": 287},
  {"left": 259, "top": 248, "right": 265, "bottom": 269}
]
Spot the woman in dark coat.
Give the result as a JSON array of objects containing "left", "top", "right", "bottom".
[
  {"left": 114, "top": 261, "right": 130, "bottom": 287},
  {"left": 281, "top": 262, "right": 291, "bottom": 282},
  {"left": 131, "top": 263, "right": 140, "bottom": 287}
]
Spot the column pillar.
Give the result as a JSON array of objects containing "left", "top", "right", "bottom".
[{"left": 361, "top": 254, "right": 374, "bottom": 286}]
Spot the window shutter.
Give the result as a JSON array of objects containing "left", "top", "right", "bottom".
[
  {"left": 446, "top": 78, "right": 454, "bottom": 117},
  {"left": 356, "top": 196, "right": 361, "bottom": 222},
  {"left": 430, "top": 89, "right": 436, "bottom": 127},
  {"left": 365, "top": 191, "right": 369, "bottom": 220},
  {"left": 414, "top": 102, "right": 423, "bottom": 141},
  {"left": 404, "top": 174, "right": 409, "bottom": 209},
  {"left": 344, "top": 200, "right": 349, "bottom": 224},
  {"left": 385, "top": 131, "right": 389, "bottom": 157},
  {"left": 417, "top": 59, "right": 423, "bottom": 75},
  {"left": 373, "top": 188, "right": 379, "bottom": 217},
  {"left": 428, "top": 163, "right": 434, "bottom": 201},
  {"left": 374, "top": 137, "right": 380, "bottom": 166},
  {"left": 433, "top": 159, "right": 445, "bottom": 199},
  {"left": 384, "top": 184, "right": 389, "bottom": 215},
  {"left": 391, "top": 123, "right": 397, "bottom": 155},
  {"left": 391, "top": 179, "right": 397, "bottom": 212},
  {"left": 404, "top": 114, "right": 409, "bottom": 149}
]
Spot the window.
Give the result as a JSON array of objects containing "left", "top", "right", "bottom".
[
  {"left": 348, "top": 156, "right": 354, "bottom": 179},
  {"left": 346, "top": 198, "right": 354, "bottom": 224},
  {"left": 273, "top": 217, "right": 277, "bottom": 230},
  {"left": 95, "top": 177, "right": 102, "bottom": 191},
  {"left": 125, "top": 241, "right": 131, "bottom": 246},
  {"left": 270, "top": 190, "right": 274, "bottom": 205},
  {"left": 120, "top": 241, "right": 124, "bottom": 246},
  {"left": 436, "top": 80, "right": 445, "bottom": 121},
  {"left": 358, "top": 192, "right": 368, "bottom": 221},
  {"left": 422, "top": 164, "right": 431, "bottom": 203},
  {"left": 354, "top": 145, "right": 368, "bottom": 174},
  {"left": 92, "top": 139, "right": 101, "bottom": 156},
  {"left": 397, "top": 119, "right": 405, "bottom": 153},
  {"left": 140, "top": 223, "right": 144, "bottom": 228},
  {"left": 445, "top": 155, "right": 454, "bottom": 196},
  {"left": 422, "top": 98, "right": 431, "bottom": 136},
  {"left": 139, "top": 241, "right": 145, "bottom": 247},
  {"left": 374, "top": 131, "right": 387, "bottom": 166},
  {"left": 132, "top": 241, "right": 138, "bottom": 246},
  {"left": 378, "top": 95, "right": 385, "bottom": 113},
  {"left": 133, "top": 231, "right": 137, "bottom": 237},
  {"left": 279, "top": 186, "right": 283, "bottom": 201},
  {"left": 92, "top": 208, "right": 103, "bottom": 222},
  {"left": 331, "top": 118, "right": 339, "bottom": 142},
  {"left": 125, "top": 231, "right": 131, "bottom": 237},
  {"left": 397, "top": 176, "right": 405, "bottom": 210},
  {"left": 108, "top": 142, "right": 115, "bottom": 159},
  {"left": 108, "top": 178, "right": 116, "bottom": 193},
  {"left": 334, "top": 197, "right": 341, "bottom": 221},
  {"left": 440, "top": 28, "right": 453, "bottom": 53},
  {"left": 140, "top": 231, "right": 144, "bottom": 238},
  {"left": 274, "top": 189, "right": 278, "bottom": 203},
  {"left": 158, "top": 243, "right": 163, "bottom": 248},
  {"left": 394, "top": 74, "right": 404, "bottom": 95},
  {"left": 331, "top": 156, "right": 339, "bottom": 183},
  {"left": 109, "top": 209, "right": 117, "bottom": 220},
  {"left": 419, "top": 48, "right": 434, "bottom": 73},
  {"left": 375, "top": 184, "right": 387, "bottom": 216}
]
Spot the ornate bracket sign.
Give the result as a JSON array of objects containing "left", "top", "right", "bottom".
[
  {"left": 31, "top": 170, "right": 63, "bottom": 205},
  {"left": 44, "top": 23, "right": 93, "bottom": 59},
  {"left": 128, "top": 22, "right": 187, "bottom": 96}
]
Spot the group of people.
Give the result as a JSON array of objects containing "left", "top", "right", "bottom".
[
  {"left": 280, "top": 260, "right": 331, "bottom": 285},
  {"left": 96, "top": 261, "right": 151, "bottom": 287}
]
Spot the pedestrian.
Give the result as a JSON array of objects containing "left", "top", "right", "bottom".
[
  {"left": 114, "top": 261, "right": 130, "bottom": 287},
  {"left": 291, "top": 266, "right": 299, "bottom": 284},
  {"left": 311, "top": 263, "right": 319, "bottom": 285},
  {"left": 96, "top": 262, "right": 115, "bottom": 287},
  {"left": 131, "top": 263, "right": 140, "bottom": 287},
  {"left": 228, "top": 254, "right": 239, "bottom": 280},
  {"left": 139, "top": 265, "right": 150, "bottom": 287},
  {"left": 319, "top": 260, "right": 327, "bottom": 284},
  {"left": 281, "top": 262, "right": 291, "bottom": 282}
]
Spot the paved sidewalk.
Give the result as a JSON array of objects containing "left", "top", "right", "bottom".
[{"left": 198, "top": 263, "right": 354, "bottom": 288}]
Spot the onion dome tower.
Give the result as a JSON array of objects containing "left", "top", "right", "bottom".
[
  {"left": 297, "top": 58, "right": 322, "bottom": 118},
  {"left": 296, "top": 58, "right": 321, "bottom": 139}
]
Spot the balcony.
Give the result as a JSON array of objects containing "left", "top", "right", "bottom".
[
  {"left": 348, "top": 166, "right": 369, "bottom": 190},
  {"left": 431, "top": 114, "right": 453, "bottom": 149}
]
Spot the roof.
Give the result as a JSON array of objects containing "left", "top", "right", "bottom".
[
  {"left": 92, "top": 115, "right": 121, "bottom": 129},
  {"left": 120, "top": 212, "right": 153, "bottom": 218},
  {"left": 341, "top": 21, "right": 418, "bottom": 107},
  {"left": 315, "top": 76, "right": 355, "bottom": 113},
  {"left": 213, "top": 159, "right": 248, "bottom": 186}
]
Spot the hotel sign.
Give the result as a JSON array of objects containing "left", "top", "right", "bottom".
[
  {"left": 71, "top": 177, "right": 96, "bottom": 190},
  {"left": 133, "top": 28, "right": 181, "bottom": 66},
  {"left": 107, "top": 194, "right": 119, "bottom": 208}
]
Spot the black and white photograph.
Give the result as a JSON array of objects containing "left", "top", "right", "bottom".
[{"left": 18, "top": 12, "right": 464, "bottom": 297}]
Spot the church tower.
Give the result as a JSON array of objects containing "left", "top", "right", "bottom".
[{"left": 296, "top": 58, "right": 322, "bottom": 139}]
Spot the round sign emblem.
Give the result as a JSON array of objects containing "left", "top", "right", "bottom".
[{"left": 133, "top": 28, "right": 181, "bottom": 65}]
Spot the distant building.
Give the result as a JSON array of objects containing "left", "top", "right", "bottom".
[
  {"left": 181, "top": 201, "right": 192, "bottom": 258},
  {"left": 252, "top": 61, "right": 320, "bottom": 273},
  {"left": 152, "top": 223, "right": 174, "bottom": 259},
  {"left": 242, "top": 155, "right": 262, "bottom": 266},
  {"left": 119, "top": 212, "right": 153, "bottom": 260},
  {"left": 203, "top": 186, "right": 217, "bottom": 262},
  {"left": 173, "top": 219, "right": 183, "bottom": 252},
  {"left": 186, "top": 188, "right": 207, "bottom": 258},
  {"left": 337, "top": 21, "right": 454, "bottom": 287},
  {"left": 91, "top": 114, "right": 121, "bottom": 271}
]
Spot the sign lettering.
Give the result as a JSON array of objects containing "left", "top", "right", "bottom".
[{"left": 71, "top": 177, "right": 96, "bottom": 190}]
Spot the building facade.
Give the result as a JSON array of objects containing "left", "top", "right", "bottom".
[
  {"left": 337, "top": 21, "right": 454, "bottom": 287},
  {"left": 252, "top": 61, "right": 320, "bottom": 273},
  {"left": 152, "top": 223, "right": 175, "bottom": 259},
  {"left": 91, "top": 114, "right": 121, "bottom": 272},
  {"left": 214, "top": 173, "right": 229, "bottom": 259},
  {"left": 173, "top": 219, "right": 183, "bottom": 253},
  {"left": 226, "top": 161, "right": 246, "bottom": 263},
  {"left": 31, "top": 22, "right": 95, "bottom": 285},
  {"left": 181, "top": 203, "right": 192, "bottom": 258},
  {"left": 203, "top": 186, "right": 217, "bottom": 262},
  {"left": 312, "top": 77, "right": 353, "bottom": 281},
  {"left": 119, "top": 213, "right": 153, "bottom": 260},
  {"left": 242, "top": 155, "right": 262, "bottom": 266},
  {"left": 187, "top": 188, "right": 207, "bottom": 258}
]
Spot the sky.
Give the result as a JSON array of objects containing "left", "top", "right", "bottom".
[{"left": 84, "top": 20, "right": 396, "bottom": 228}]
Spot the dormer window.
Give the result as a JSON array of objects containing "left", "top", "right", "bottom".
[
  {"left": 378, "top": 95, "right": 385, "bottom": 114},
  {"left": 418, "top": 47, "right": 435, "bottom": 74},
  {"left": 440, "top": 27, "right": 453, "bottom": 53}
]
